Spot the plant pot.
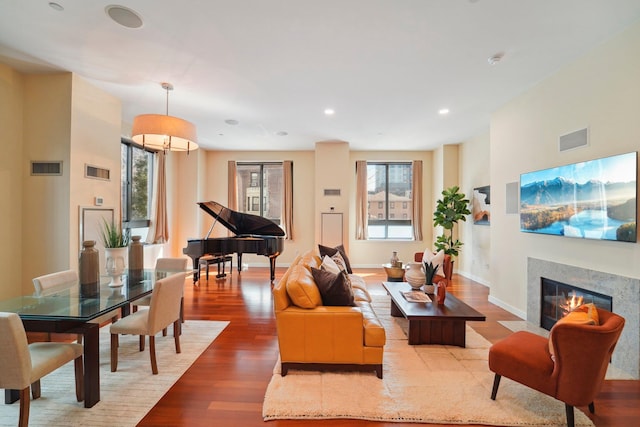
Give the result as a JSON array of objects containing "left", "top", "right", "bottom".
[{"left": 423, "top": 284, "right": 435, "bottom": 294}]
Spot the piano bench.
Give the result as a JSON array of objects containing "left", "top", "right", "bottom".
[{"left": 199, "top": 255, "right": 233, "bottom": 281}]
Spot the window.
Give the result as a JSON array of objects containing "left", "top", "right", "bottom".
[
  {"left": 236, "top": 162, "right": 283, "bottom": 225},
  {"left": 121, "top": 139, "right": 154, "bottom": 235},
  {"left": 367, "top": 162, "right": 413, "bottom": 239}
]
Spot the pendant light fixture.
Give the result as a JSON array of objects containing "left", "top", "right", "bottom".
[{"left": 131, "top": 82, "right": 198, "bottom": 153}]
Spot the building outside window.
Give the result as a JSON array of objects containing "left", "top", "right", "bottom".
[
  {"left": 367, "top": 162, "right": 413, "bottom": 239},
  {"left": 121, "top": 139, "right": 154, "bottom": 238},
  {"left": 236, "top": 162, "right": 283, "bottom": 225}
]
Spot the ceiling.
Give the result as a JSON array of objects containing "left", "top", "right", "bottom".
[{"left": 1, "top": 1, "right": 640, "bottom": 152}]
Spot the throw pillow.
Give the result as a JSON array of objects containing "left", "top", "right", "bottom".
[
  {"left": 320, "top": 255, "right": 341, "bottom": 274},
  {"left": 318, "top": 244, "right": 353, "bottom": 274},
  {"left": 422, "top": 250, "right": 445, "bottom": 276},
  {"left": 310, "top": 267, "right": 356, "bottom": 306},
  {"left": 548, "top": 305, "right": 600, "bottom": 360}
]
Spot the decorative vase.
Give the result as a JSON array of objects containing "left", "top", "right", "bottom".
[
  {"left": 423, "top": 283, "right": 435, "bottom": 294},
  {"left": 128, "top": 235, "right": 144, "bottom": 282},
  {"left": 105, "top": 247, "right": 127, "bottom": 287},
  {"left": 79, "top": 240, "right": 99, "bottom": 298},
  {"left": 390, "top": 251, "right": 401, "bottom": 268},
  {"left": 436, "top": 281, "right": 447, "bottom": 304},
  {"left": 405, "top": 262, "right": 425, "bottom": 289}
]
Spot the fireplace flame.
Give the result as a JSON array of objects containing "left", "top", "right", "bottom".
[{"left": 561, "top": 291, "right": 584, "bottom": 316}]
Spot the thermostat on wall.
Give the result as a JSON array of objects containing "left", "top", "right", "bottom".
[{"left": 94, "top": 197, "right": 104, "bottom": 206}]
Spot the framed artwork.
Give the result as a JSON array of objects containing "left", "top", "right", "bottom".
[
  {"left": 472, "top": 186, "right": 490, "bottom": 225},
  {"left": 520, "top": 152, "right": 637, "bottom": 242}
]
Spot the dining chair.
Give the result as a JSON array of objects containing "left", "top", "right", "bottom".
[
  {"left": 33, "top": 269, "right": 119, "bottom": 342},
  {"left": 110, "top": 272, "right": 185, "bottom": 374},
  {"left": 131, "top": 257, "right": 188, "bottom": 335},
  {"left": 0, "top": 312, "right": 84, "bottom": 427}
]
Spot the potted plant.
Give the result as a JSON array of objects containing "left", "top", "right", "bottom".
[
  {"left": 433, "top": 186, "right": 471, "bottom": 259},
  {"left": 423, "top": 261, "right": 439, "bottom": 294},
  {"left": 100, "top": 219, "right": 130, "bottom": 287}
]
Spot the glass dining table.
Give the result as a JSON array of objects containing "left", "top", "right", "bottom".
[{"left": 0, "top": 269, "right": 178, "bottom": 408}]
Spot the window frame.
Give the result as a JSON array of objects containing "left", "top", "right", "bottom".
[
  {"left": 121, "top": 138, "right": 155, "bottom": 230},
  {"left": 236, "top": 161, "right": 283, "bottom": 224},
  {"left": 367, "top": 161, "right": 413, "bottom": 240}
]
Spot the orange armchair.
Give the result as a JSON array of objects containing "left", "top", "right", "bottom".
[
  {"left": 414, "top": 252, "right": 453, "bottom": 284},
  {"left": 488, "top": 308, "right": 625, "bottom": 427}
]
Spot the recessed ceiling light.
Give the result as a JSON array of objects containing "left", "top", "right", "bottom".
[
  {"left": 105, "top": 5, "right": 143, "bottom": 29},
  {"left": 49, "top": 2, "right": 64, "bottom": 11},
  {"left": 438, "top": 108, "right": 450, "bottom": 115},
  {"left": 224, "top": 119, "right": 239, "bottom": 125},
  {"left": 276, "top": 131, "right": 288, "bottom": 136},
  {"left": 488, "top": 52, "right": 504, "bottom": 65},
  {"left": 324, "top": 108, "right": 335, "bottom": 116}
]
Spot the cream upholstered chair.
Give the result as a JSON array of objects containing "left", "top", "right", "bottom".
[
  {"left": 32, "top": 270, "right": 119, "bottom": 342},
  {"left": 131, "top": 257, "right": 188, "bottom": 334},
  {"left": 0, "top": 312, "right": 84, "bottom": 427},
  {"left": 110, "top": 272, "right": 185, "bottom": 374}
]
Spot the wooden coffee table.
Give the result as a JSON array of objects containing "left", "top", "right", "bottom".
[{"left": 382, "top": 281, "right": 486, "bottom": 347}]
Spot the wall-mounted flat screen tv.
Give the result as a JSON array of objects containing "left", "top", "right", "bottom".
[{"left": 520, "top": 152, "right": 637, "bottom": 242}]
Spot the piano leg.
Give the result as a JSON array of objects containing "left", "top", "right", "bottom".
[
  {"left": 269, "top": 256, "right": 277, "bottom": 282},
  {"left": 237, "top": 253, "right": 243, "bottom": 273},
  {"left": 190, "top": 256, "right": 200, "bottom": 283}
]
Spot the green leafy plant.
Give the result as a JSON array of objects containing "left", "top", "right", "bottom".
[
  {"left": 423, "top": 261, "right": 439, "bottom": 285},
  {"left": 433, "top": 186, "right": 471, "bottom": 258},
  {"left": 100, "top": 219, "right": 130, "bottom": 248}
]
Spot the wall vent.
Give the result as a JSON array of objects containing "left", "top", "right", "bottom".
[
  {"left": 559, "top": 127, "right": 589, "bottom": 152},
  {"left": 85, "top": 164, "right": 110, "bottom": 181},
  {"left": 31, "top": 161, "right": 62, "bottom": 176},
  {"left": 324, "top": 189, "right": 341, "bottom": 196}
]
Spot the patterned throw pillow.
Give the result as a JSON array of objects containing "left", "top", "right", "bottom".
[
  {"left": 318, "top": 244, "right": 353, "bottom": 274},
  {"left": 320, "top": 255, "right": 341, "bottom": 274}
]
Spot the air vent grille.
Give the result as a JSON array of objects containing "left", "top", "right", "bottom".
[
  {"left": 31, "top": 161, "right": 62, "bottom": 176},
  {"left": 559, "top": 128, "right": 589, "bottom": 152},
  {"left": 85, "top": 164, "right": 110, "bottom": 181},
  {"left": 324, "top": 189, "right": 341, "bottom": 196}
]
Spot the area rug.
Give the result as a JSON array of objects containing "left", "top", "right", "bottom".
[
  {"left": 262, "top": 294, "right": 594, "bottom": 426},
  {"left": 0, "top": 320, "right": 228, "bottom": 427}
]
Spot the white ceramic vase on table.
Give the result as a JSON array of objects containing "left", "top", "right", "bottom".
[
  {"left": 105, "top": 247, "right": 127, "bottom": 287},
  {"left": 404, "top": 262, "right": 425, "bottom": 290}
]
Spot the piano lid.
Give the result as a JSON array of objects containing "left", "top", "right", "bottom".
[{"left": 198, "top": 201, "right": 285, "bottom": 237}]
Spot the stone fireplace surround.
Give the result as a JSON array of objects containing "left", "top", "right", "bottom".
[{"left": 527, "top": 257, "right": 640, "bottom": 379}]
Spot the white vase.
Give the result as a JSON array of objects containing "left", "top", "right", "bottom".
[
  {"left": 404, "top": 262, "right": 425, "bottom": 289},
  {"left": 105, "top": 247, "right": 127, "bottom": 287}
]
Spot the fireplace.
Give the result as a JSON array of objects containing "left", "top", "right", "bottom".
[
  {"left": 540, "top": 277, "right": 613, "bottom": 330},
  {"left": 527, "top": 258, "right": 640, "bottom": 379}
]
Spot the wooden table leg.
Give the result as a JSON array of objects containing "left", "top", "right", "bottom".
[{"left": 78, "top": 322, "right": 100, "bottom": 407}]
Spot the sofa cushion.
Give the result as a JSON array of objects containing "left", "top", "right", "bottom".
[
  {"left": 286, "top": 264, "right": 322, "bottom": 308},
  {"left": 318, "top": 244, "right": 353, "bottom": 274},
  {"left": 311, "top": 267, "right": 356, "bottom": 307},
  {"left": 320, "top": 255, "right": 341, "bottom": 274},
  {"left": 357, "top": 300, "right": 386, "bottom": 347},
  {"left": 299, "top": 250, "right": 322, "bottom": 271},
  {"left": 349, "top": 274, "right": 372, "bottom": 302}
]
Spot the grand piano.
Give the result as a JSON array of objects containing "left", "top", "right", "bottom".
[{"left": 183, "top": 201, "right": 285, "bottom": 282}]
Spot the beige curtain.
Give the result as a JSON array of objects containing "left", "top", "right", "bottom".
[
  {"left": 412, "top": 160, "right": 423, "bottom": 241},
  {"left": 355, "top": 160, "right": 368, "bottom": 240},
  {"left": 227, "top": 160, "right": 238, "bottom": 210},
  {"left": 146, "top": 151, "right": 168, "bottom": 244},
  {"left": 283, "top": 160, "right": 294, "bottom": 240}
]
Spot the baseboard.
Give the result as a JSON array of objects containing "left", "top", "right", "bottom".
[
  {"left": 487, "top": 295, "right": 526, "bottom": 319},
  {"left": 456, "top": 270, "right": 490, "bottom": 287}
]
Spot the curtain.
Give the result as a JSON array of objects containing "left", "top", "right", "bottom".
[
  {"left": 283, "top": 160, "right": 294, "bottom": 240},
  {"left": 146, "top": 151, "right": 168, "bottom": 244},
  {"left": 412, "top": 160, "right": 423, "bottom": 241},
  {"left": 227, "top": 160, "right": 238, "bottom": 210},
  {"left": 355, "top": 160, "right": 368, "bottom": 240}
]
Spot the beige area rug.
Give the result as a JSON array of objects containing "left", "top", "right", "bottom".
[
  {"left": 0, "top": 320, "right": 228, "bottom": 427},
  {"left": 263, "top": 293, "right": 594, "bottom": 426}
]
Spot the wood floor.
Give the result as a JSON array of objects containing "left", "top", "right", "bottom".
[{"left": 135, "top": 267, "right": 640, "bottom": 427}]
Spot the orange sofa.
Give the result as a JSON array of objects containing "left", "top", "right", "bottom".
[{"left": 272, "top": 250, "right": 386, "bottom": 378}]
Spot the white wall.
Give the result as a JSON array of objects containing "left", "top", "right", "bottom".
[
  {"left": 489, "top": 21, "right": 640, "bottom": 317},
  {"left": 459, "top": 131, "right": 491, "bottom": 285}
]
